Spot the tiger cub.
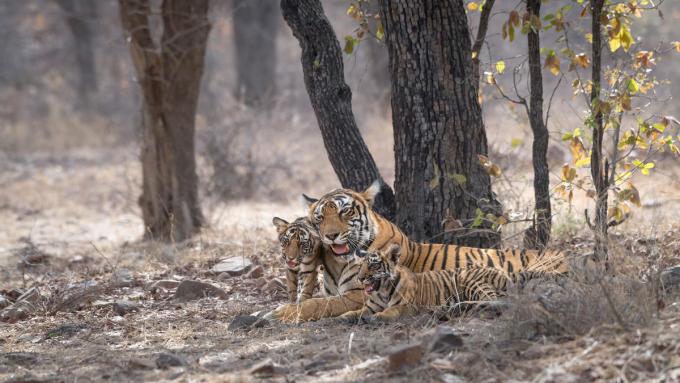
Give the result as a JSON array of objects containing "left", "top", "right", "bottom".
[
  {"left": 273, "top": 217, "right": 322, "bottom": 303},
  {"left": 340, "top": 244, "right": 548, "bottom": 322}
]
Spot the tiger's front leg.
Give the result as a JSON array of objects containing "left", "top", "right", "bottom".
[
  {"left": 266, "top": 290, "right": 364, "bottom": 322},
  {"left": 285, "top": 269, "right": 299, "bottom": 303},
  {"left": 298, "top": 267, "right": 318, "bottom": 302},
  {"left": 371, "top": 304, "right": 417, "bottom": 322}
]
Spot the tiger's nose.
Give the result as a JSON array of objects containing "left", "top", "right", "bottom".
[{"left": 325, "top": 232, "right": 339, "bottom": 241}]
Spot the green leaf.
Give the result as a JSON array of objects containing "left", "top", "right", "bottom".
[
  {"left": 343, "top": 35, "right": 358, "bottom": 54},
  {"left": 627, "top": 79, "right": 639, "bottom": 94}
]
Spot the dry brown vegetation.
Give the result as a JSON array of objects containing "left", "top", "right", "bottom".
[{"left": 1, "top": 147, "right": 680, "bottom": 382}]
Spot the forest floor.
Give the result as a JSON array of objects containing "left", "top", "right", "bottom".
[{"left": 2, "top": 148, "right": 680, "bottom": 383}]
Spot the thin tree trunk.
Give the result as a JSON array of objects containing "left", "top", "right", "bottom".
[
  {"left": 380, "top": 0, "right": 501, "bottom": 247},
  {"left": 280, "top": 0, "right": 396, "bottom": 220},
  {"left": 119, "top": 0, "right": 209, "bottom": 242},
  {"left": 232, "top": 0, "right": 279, "bottom": 108},
  {"left": 590, "top": 0, "right": 609, "bottom": 264},
  {"left": 55, "top": 0, "right": 98, "bottom": 108},
  {"left": 471, "top": 0, "right": 495, "bottom": 90},
  {"left": 523, "top": 0, "right": 552, "bottom": 250}
]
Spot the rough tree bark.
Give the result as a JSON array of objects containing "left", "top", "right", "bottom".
[
  {"left": 523, "top": 0, "right": 552, "bottom": 250},
  {"left": 280, "top": 0, "right": 396, "bottom": 220},
  {"left": 379, "top": 0, "right": 501, "bottom": 247},
  {"left": 232, "top": 0, "right": 279, "bottom": 107},
  {"left": 364, "top": 0, "right": 390, "bottom": 110},
  {"left": 119, "top": 0, "right": 210, "bottom": 241},
  {"left": 589, "top": 0, "right": 609, "bottom": 264},
  {"left": 55, "top": 0, "right": 98, "bottom": 107}
]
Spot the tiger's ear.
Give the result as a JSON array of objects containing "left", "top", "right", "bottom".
[
  {"left": 386, "top": 244, "right": 401, "bottom": 264},
  {"left": 301, "top": 193, "right": 319, "bottom": 207},
  {"left": 272, "top": 217, "right": 289, "bottom": 235},
  {"left": 361, "top": 179, "right": 382, "bottom": 206}
]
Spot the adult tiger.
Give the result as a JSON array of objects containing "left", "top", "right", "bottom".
[
  {"left": 340, "top": 244, "right": 553, "bottom": 322},
  {"left": 304, "top": 181, "right": 569, "bottom": 275},
  {"left": 268, "top": 216, "right": 365, "bottom": 321}
]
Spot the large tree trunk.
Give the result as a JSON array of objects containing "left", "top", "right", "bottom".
[
  {"left": 119, "top": 0, "right": 209, "bottom": 242},
  {"left": 55, "top": 0, "right": 98, "bottom": 108},
  {"left": 380, "top": 0, "right": 501, "bottom": 247},
  {"left": 523, "top": 0, "right": 552, "bottom": 250},
  {"left": 232, "top": 0, "right": 279, "bottom": 108},
  {"left": 590, "top": 0, "right": 609, "bottom": 264},
  {"left": 280, "top": 0, "right": 396, "bottom": 220}
]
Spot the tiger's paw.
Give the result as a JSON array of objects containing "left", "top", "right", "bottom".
[
  {"left": 336, "top": 310, "right": 365, "bottom": 325},
  {"left": 263, "top": 303, "right": 302, "bottom": 323}
]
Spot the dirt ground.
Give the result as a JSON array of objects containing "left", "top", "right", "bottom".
[{"left": 2, "top": 149, "right": 680, "bottom": 383}]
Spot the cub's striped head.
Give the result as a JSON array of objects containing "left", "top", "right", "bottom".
[
  {"left": 356, "top": 244, "right": 402, "bottom": 294},
  {"left": 272, "top": 216, "right": 319, "bottom": 270},
  {"left": 304, "top": 181, "right": 381, "bottom": 258}
]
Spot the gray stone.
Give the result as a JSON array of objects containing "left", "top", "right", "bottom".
[
  {"left": 155, "top": 353, "right": 185, "bottom": 369},
  {"left": 211, "top": 257, "right": 252, "bottom": 276},
  {"left": 146, "top": 279, "right": 181, "bottom": 291},
  {"left": 113, "top": 300, "right": 139, "bottom": 316},
  {"left": 249, "top": 358, "right": 286, "bottom": 376},
  {"left": 228, "top": 315, "right": 269, "bottom": 331},
  {"left": 428, "top": 326, "right": 464, "bottom": 353},
  {"left": 44, "top": 323, "right": 86, "bottom": 339},
  {"left": 174, "top": 280, "right": 229, "bottom": 301},
  {"left": 0, "top": 295, "right": 10, "bottom": 310},
  {"left": 661, "top": 266, "right": 680, "bottom": 294}
]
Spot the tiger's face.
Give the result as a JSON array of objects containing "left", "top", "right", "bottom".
[
  {"left": 273, "top": 217, "right": 319, "bottom": 270},
  {"left": 357, "top": 244, "right": 401, "bottom": 295},
  {"left": 304, "top": 181, "right": 381, "bottom": 258}
]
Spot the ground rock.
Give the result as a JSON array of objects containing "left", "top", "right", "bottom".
[
  {"left": 113, "top": 300, "right": 139, "bottom": 316},
  {"left": 661, "top": 266, "right": 680, "bottom": 294},
  {"left": 211, "top": 257, "right": 252, "bottom": 276},
  {"left": 0, "top": 295, "right": 10, "bottom": 310},
  {"left": 387, "top": 342, "right": 423, "bottom": 370},
  {"left": 155, "top": 353, "right": 186, "bottom": 369},
  {"left": 427, "top": 325, "right": 464, "bottom": 353},
  {"left": 228, "top": 315, "right": 269, "bottom": 331},
  {"left": 146, "top": 279, "right": 181, "bottom": 291},
  {"left": 174, "top": 280, "right": 228, "bottom": 301},
  {"left": 249, "top": 358, "right": 286, "bottom": 376}
]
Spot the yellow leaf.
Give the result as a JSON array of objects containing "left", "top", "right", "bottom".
[
  {"left": 495, "top": 60, "right": 506, "bottom": 74},
  {"left": 620, "top": 26, "right": 634, "bottom": 51},
  {"left": 609, "top": 36, "right": 621, "bottom": 52},
  {"left": 544, "top": 53, "right": 561, "bottom": 76},
  {"left": 671, "top": 41, "right": 680, "bottom": 53},
  {"left": 585, "top": 33, "right": 593, "bottom": 43},
  {"left": 467, "top": 2, "right": 479, "bottom": 11}
]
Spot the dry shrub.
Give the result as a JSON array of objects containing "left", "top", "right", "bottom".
[{"left": 501, "top": 253, "right": 660, "bottom": 340}]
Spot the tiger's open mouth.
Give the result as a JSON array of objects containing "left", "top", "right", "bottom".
[
  {"left": 363, "top": 279, "right": 380, "bottom": 294},
  {"left": 286, "top": 259, "right": 298, "bottom": 269},
  {"left": 330, "top": 244, "right": 350, "bottom": 256}
]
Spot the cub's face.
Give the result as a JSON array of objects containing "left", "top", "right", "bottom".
[
  {"left": 305, "top": 182, "right": 382, "bottom": 258},
  {"left": 273, "top": 217, "right": 319, "bottom": 270},
  {"left": 356, "top": 245, "right": 401, "bottom": 295}
]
